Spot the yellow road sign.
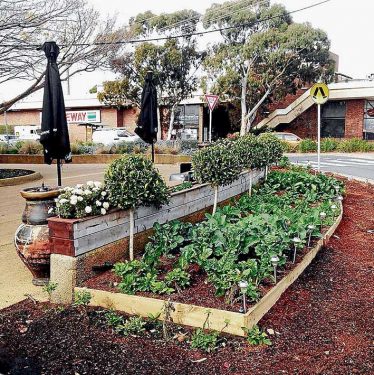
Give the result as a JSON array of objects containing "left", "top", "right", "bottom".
[{"left": 310, "top": 83, "right": 329, "bottom": 104}]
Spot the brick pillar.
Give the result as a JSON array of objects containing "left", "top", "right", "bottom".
[{"left": 345, "top": 100, "right": 364, "bottom": 138}]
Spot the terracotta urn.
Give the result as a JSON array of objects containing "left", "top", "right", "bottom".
[{"left": 15, "top": 185, "right": 60, "bottom": 285}]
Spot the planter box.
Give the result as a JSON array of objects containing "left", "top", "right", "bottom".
[
  {"left": 76, "top": 203, "right": 343, "bottom": 337},
  {"left": 0, "top": 153, "right": 191, "bottom": 165},
  {"left": 48, "top": 170, "right": 263, "bottom": 258},
  {"left": 48, "top": 170, "right": 264, "bottom": 303}
]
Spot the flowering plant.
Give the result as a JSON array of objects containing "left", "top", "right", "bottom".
[{"left": 54, "top": 181, "right": 111, "bottom": 219}]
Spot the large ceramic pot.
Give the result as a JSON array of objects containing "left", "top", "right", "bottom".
[{"left": 15, "top": 185, "right": 59, "bottom": 285}]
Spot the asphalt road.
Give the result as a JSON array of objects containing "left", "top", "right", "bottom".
[{"left": 288, "top": 153, "right": 374, "bottom": 181}]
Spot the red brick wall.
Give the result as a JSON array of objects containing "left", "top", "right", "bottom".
[
  {"left": 345, "top": 100, "right": 364, "bottom": 138},
  {"left": 277, "top": 104, "right": 318, "bottom": 139},
  {"left": 2, "top": 110, "right": 40, "bottom": 126}
]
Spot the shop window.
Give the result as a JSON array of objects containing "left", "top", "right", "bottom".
[
  {"left": 321, "top": 101, "right": 346, "bottom": 138},
  {"left": 364, "top": 100, "right": 374, "bottom": 139}
]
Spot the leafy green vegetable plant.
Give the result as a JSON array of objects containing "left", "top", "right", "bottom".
[{"left": 243, "top": 325, "right": 272, "bottom": 346}]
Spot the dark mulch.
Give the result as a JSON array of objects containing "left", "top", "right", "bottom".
[
  {"left": 0, "top": 179, "right": 373, "bottom": 374},
  {"left": 0, "top": 169, "right": 33, "bottom": 179}
]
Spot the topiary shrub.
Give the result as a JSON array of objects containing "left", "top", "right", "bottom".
[
  {"left": 235, "top": 134, "right": 258, "bottom": 169},
  {"left": 192, "top": 141, "right": 241, "bottom": 187},
  {"left": 192, "top": 140, "right": 241, "bottom": 213},
  {"left": 104, "top": 155, "right": 169, "bottom": 210},
  {"left": 105, "top": 155, "right": 169, "bottom": 260}
]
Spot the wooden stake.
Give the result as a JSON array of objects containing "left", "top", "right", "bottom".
[
  {"left": 213, "top": 185, "right": 219, "bottom": 214},
  {"left": 129, "top": 208, "right": 134, "bottom": 260}
]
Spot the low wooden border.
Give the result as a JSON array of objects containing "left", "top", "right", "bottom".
[
  {"left": 76, "top": 203, "right": 343, "bottom": 337},
  {"left": 0, "top": 153, "right": 191, "bottom": 165},
  {"left": 0, "top": 170, "right": 41, "bottom": 187}
]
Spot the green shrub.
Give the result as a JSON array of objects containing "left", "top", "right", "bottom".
[
  {"left": 337, "top": 138, "right": 374, "bottom": 152},
  {"left": 235, "top": 134, "right": 258, "bottom": 169},
  {"left": 104, "top": 155, "right": 169, "bottom": 209},
  {"left": 320, "top": 138, "right": 339, "bottom": 152},
  {"left": 192, "top": 141, "right": 241, "bottom": 187},
  {"left": 190, "top": 328, "right": 219, "bottom": 352},
  {"left": 299, "top": 139, "right": 317, "bottom": 153},
  {"left": 17, "top": 140, "right": 43, "bottom": 155},
  {"left": 0, "top": 142, "right": 18, "bottom": 154},
  {"left": 257, "top": 133, "right": 284, "bottom": 165}
]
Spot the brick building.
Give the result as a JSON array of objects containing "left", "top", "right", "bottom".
[
  {"left": 256, "top": 80, "right": 374, "bottom": 140},
  {"left": 1, "top": 96, "right": 139, "bottom": 142}
]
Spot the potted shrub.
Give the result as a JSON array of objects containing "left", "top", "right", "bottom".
[{"left": 104, "top": 155, "right": 169, "bottom": 260}]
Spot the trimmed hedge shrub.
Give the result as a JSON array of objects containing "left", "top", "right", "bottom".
[
  {"left": 299, "top": 139, "right": 317, "bottom": 153},
  {"left": 104, "top": 155, "right": 169, "bottom": 209},
  {"left": 192, "top": 140, "right": 241, "bottom": 186}
]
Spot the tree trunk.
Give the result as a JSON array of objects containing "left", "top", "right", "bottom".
[
  {"left": 212, "top": 185, "right": 219, "bottom": 214},
  {"left": 240, "top": 73, "right": 248, "bottom": 136},
  {"left": 166, "top": 103, "right": 177, "bottom": 141},
  {"left": 245, "top": 87, "right": 272, "bottom": 133},
  {"left": 129, "top": 208, "right": 134, "bottom": 260}
]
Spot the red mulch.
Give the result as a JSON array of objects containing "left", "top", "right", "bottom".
[{"left": 0, "top": 180, "right": 373, "bottom": 374}]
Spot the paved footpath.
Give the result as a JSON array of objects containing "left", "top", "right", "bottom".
[{"left": 0, "top": 163, "right": 178, "bottom": 309}]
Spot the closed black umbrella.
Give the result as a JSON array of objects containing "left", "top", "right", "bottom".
[
  {"left": 39, "top": 41, "right": 71, "bottom": 186},
  {"left": 135, "top": 71, "right": 158, "bottom": 162}
]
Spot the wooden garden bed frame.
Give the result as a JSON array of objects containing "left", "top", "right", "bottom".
[{"left": 75, "top": 203, "right": 343, "bottom": 337}]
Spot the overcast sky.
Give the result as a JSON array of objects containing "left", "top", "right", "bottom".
[{"left": 3, "top": 0, "right": 373, "bottom": 100}]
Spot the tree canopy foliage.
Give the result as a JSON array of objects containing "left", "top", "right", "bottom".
[
  {"left": 202, "top": 0, "right": 334, "bottom": 134},
  {"left": 0, "top": 0, "right": 126, "bottom": 113}
]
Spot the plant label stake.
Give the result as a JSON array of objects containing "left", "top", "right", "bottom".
[
  {"left": 310, "top": 83, "right": 329, "bottom": 172},
  {"left": 205, "top": 94, "right": 219, "bottom": 143}
]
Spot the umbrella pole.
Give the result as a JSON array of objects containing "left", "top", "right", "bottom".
[
  {"left": 151, "top": 141, "right": 155, "bottom": 163},
  {"left": 57, "top": 159, "right": 62, "bottom": 187}
]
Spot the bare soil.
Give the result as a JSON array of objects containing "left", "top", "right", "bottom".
[{"left": 0, "top": 179, "right": 373, "bottom": 374}]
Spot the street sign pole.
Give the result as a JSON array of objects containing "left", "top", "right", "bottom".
[
  {"left": 209, "top": 109, "right": 212, "bottom": 143},
  {"left": 310, "top": 82, "right": 329, "bottom": 173},
  {"left": 317, "top": 104, "right": 321, "bottom": 172},
  {"left": 205, "top": 94, "right": 219, "bottom": 143}
]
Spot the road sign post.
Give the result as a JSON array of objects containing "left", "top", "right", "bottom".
[
  {"left": 310, "top": 83, "right": 329, "bottom": 172},
  {"left": 205, "top": 94, "right": 219, "bottom": 143}
]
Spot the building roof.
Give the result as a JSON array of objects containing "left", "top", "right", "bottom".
[{"left": 10, "top": 96, "right": 104, "bottom": 111}]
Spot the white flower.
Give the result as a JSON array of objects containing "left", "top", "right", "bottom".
[
  {"left": 76, "top": 184, "right": 83, "bottom": 188},
  {"left": 78, "top": 196, "right": 83, "bottom": 202},
  {"left": 101, "top": 208, "right": 107, "bottom": 215},
  {"left": 59, "top": 198, "right": 68, "bottom": 204},
  {"left": 73, "top": 188, "right": 83, "bottom": 195},
  {"left": 85, "top": 206, "right": 92, "bottom": 214},
  {"left": 96, "top": 200, "right": 102, "bottom": 207},
  {"left": 54, "top": 198, "right": 59, "bottom": 203},
  {"left": 48, "top": 207, "right": 54, "bottom": 214},
  {"left": 93, "top": 187, "right": 100, "bottom": 192},
  {"left": 103, "top": 202, "right": 109, "bottom": 209},
  {"left": 94, "top": 181, "right": 102, "bottom": 188},
  {"left": 70, "top": 195, "right": 78, "bottom": 205},
  {"left": 101, "top": 191, "right": 107, "bottom": 197},
  {"left": 87, "top": 181, "right": 94, "bottom": 187},
  {"left": 84, "top": 189, "right": 92, "bottom": 195}
]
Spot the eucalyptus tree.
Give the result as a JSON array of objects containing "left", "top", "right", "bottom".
[
  {"left": 0, "top": 0, "right": 124, "bottom": 114},
  {"left": 102, "top": 10, "right": 203, "bottom": 139},
  {"left": 202, "top": 0, "right": 334, "bottom": 135}
]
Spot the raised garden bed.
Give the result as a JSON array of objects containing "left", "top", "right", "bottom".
[
  {"left": 78, "top": 205, "right": 342, "bottom": 337},
  {"left": 0, "top": 168, "right": 41, "bottom": 186},
  {"left": 76, "top": 169, "right": 342, "bottom": 335}
]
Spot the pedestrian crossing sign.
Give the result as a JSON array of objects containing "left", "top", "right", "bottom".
[{"left": 310, "top": 83, "right": 329, "bottom": 104}]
